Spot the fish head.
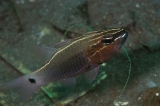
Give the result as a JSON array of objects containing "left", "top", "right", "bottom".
[
  {"left": 86, "top": 28, "right": 128, "bottom": 64},
  {"left": 99, "top": 28, "right": 128, "bottom": 63}
]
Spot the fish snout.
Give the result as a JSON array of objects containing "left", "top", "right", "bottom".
[
  {"left": 120, "top": 29, "right": 128, "bottom": 45},
  {"left": 113, "top": 29, "right": 128, "bottom": 52}
]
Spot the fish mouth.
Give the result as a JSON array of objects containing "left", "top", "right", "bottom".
[
  {"left": 113, "top": 29, "right": 128, "bottom": 52},
  {"left": 105, "top": 28, "right": 128, "bottom": 45},
  {"left": 120, "top": 29, "right": 128, "bottom": 45}
]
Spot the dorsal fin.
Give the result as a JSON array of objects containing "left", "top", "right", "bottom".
[
  {"left": 34, "top": 39, "right": 73, "bottom": 61},
  {"left": 34, "top": 46, "right": 57, "bottom": 60},
  {"left": 52, "top": 39, "right": 73, "bottom": 48}
]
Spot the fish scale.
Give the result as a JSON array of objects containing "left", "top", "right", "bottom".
[{"left": 55, "top": 52, "right": 88, "bottom": 79}]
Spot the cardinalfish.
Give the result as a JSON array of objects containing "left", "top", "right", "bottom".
[{"left": 0, "top": 28, "right": 128, "bottom": 99}]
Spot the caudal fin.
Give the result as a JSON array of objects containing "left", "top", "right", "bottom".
[{"left": 0, "top": 73, "right": 43, "bottom": 99}]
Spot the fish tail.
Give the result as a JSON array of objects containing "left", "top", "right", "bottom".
[{"left": 0, "top": 72, "right": 44, "bottom": 99}]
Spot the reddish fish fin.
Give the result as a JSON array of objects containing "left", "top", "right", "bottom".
[
  {"left": 52, "top": 39, "right": 73, "bottom": 48},
  {"left": 84, "top": 66, "right": 99, "bottom": 84},
  {"left": 57, "top": 77, "right": 76, "bottom": 89}
]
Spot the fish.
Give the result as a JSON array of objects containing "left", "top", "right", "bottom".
[{"left": 0, "top": 28, "right": 128, "bottom": 99}]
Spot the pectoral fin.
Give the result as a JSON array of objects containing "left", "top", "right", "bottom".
[{"left": 84, "top": 66, "right": 99, "bottom": 83}]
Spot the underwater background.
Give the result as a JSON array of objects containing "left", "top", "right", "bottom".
[{"left": 0, "top": 0, "right": 160, "bottom": 106}]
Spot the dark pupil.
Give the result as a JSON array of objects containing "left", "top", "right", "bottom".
[{"left": 102, "top": 38, "right": 113, "bottom": 44}]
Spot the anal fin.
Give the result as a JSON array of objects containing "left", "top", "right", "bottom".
[{"left": 57, "top": 77, "right": 76, "bottom": 89}]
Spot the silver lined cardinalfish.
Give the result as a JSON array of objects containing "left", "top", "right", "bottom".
[{"left": 0, "top": 28, "right": 128, "bottom": 99}]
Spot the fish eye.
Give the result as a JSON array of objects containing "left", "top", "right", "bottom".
[{"left": 102, "top": 37, "right": 114, "bottom": 45}]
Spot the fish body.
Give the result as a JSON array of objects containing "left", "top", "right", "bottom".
[{"left": 0, "top": 28, "right": 128, "bottom": 99}]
